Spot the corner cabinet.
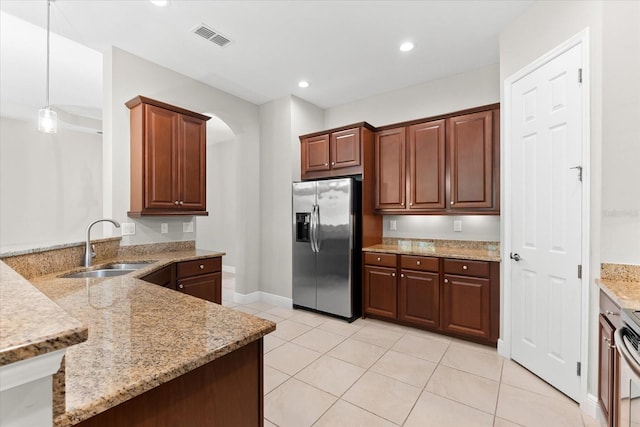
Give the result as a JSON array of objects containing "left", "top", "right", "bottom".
[
  {"left": 375, "top": 104, "right": 499, "bottom": 215},
  {"left": 300, "top": 123, "right": 375, "bottom": 180},
  {"left": 126, "top": 96, "right": 210, "bottom": 217}
]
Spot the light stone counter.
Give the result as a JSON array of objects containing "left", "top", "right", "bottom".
[
  {"left": 597, "top": 263, "right": 640, "bottom": 310},
  {"left": 13, "top": 248, "right": 274, "bottom": 427},
  {"left": 363, "top": 238, "right": 501, "bottom": 262}
]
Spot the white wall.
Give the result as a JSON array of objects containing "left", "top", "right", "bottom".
[
  {"left": 0, "top": 117, "right": 102, "bottom": 252},
  {"left": 258, "top": 96, "right": 323, "bottom": 300},
  {"left": 103, "top": 47, "right": 261, "bottom": 295},
  {"left": 324, "top": 63, "right": 499, "bottom": 129},
  {"left": 600, "top": 0, "right": 640, "bottom": 265},
  {"left": 499, "top": 0, "right": 604, "bottom": 404},
  {"left": 384, "top": 216, "right": 500, "bottom": 242}
]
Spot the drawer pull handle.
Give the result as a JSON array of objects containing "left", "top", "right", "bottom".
[
  {"left": 200, "top": 264, "right": 204, "bottom": 269},
  {"left": 462, "top": 265, "right": 468, "bottom": 270},
  {"left": 605, "top": 310, "right": 619, "bottom": 316},
  {"left": 416, "top": 261, "right": 421, "bottom": 266},
  {"left": 377, "top": 257, "right": 381, "bottom": 261},
  {"left": 444, "top": 278, "right": 449, "bottom": 283},
  {"left": 178, "top": 284, "right": 184, "bottom": 289}
]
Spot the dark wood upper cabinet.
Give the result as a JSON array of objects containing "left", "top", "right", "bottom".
[
  {"left": 300, "top": 123, "right": 374, "bottom": 180},
  {"left": 127, "top": 96, "right": 210, "bottom": 217},
  {"left": 447, "top": 110, "right": 493, "bottom": 209},
  {"left": 301, "top": 134, "right": 330, "bottom": 173},
  {"left": 408, "top": 120, "right": 446, "bottom": 210},
  {"left": 375, "top": 127, "right": 406, "bottom": 210}
]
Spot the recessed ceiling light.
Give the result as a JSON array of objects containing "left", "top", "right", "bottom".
[
  {"left": 150, "top": 0, "right": 169, "bottom": 6},
  {"left": 400, "top": 41, "right": 414, "bottom": 52},
  {"left": 298, "top": 81, "right": 310, "bottom": 88}
]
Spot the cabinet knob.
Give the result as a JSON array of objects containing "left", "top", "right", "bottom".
[
  {"left": 462, "top": 265, "right": 468, "bottom": 270},
  {"left": 324, "top": 163, "right": 328, "bottom": 166},
  {"left": 178, "top": 284, "right": 184, "bottom": 289},
  {"left": 401, "top": 203, "right": 404, "bottom": 206},
  {"left": 410, "top": 202, "right": 413, "bottom": 206},
  {"left": 199, "top": 264, "right": 204, "bottom": 269},
  {"left": 331, "top": 162, "right": 335, "bottom": 166},
  {"left": 401, "top": 273, "right": 405, "bottom": 278},
  {"left": 174, "top": 201, "right": 179, "bottom": 205},
  {"left": 605, "top": 310, "right": 619, "bottom": 316},
  {"left": 416, "top": 261, "right": 421, "bottom": 266},
  {"left": 391, "top": 273, "right": 396, "bottom": 277},
  {"left": 377, "top": 257, "right": 381, "bottom": 261},
  {"left": 444, "top": 278, "right": 449, "bottom": 283},
  {"left": 450, "top": 201, "right": 454, "bottom": 205}
]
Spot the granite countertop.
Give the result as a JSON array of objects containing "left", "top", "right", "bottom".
[
  {"left": 597, "top": 263, "right": 640, "bottom": 310},
  {"left": 26, "top": 249, "right": 275, "bottom": 427},
  {"left": 363, "top": 238, "right": 501, "bottom": 262},
  {"left": 0, "top": 262, "right": 88, "bottom": 365}
]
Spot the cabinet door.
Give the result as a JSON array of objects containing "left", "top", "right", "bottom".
[
  {"left": 145, "top": 105, "right": 179, "bottom": 209},
  {"left": 375, "top": 127, "right": 406, "bottom": 210},
  {"left": 598, "top": 314, "right": 615, "bottom": 426},
  {"left": 447, "top": 111, "right": 493, "bottom": 208},
  {"left": 178, "top": 115, "right": 207, "bottom": 211},
  {"left": 442, "top": 274, "right": 491, "bottom": 340},
  {"left": 398, "top": 270, "right": 439, "bottom": 328},
  {"left": 177, "top": 272, "right": 221, "bottom": 304},
  {"left": 363, "top": 265, "right": 397, "bottom": 319},
  {"left": 330, "top": 128, "right": 361, "bottom": 169},
  {"left": 301, "top": 134, "right": 330, "bottom": 174},
  {"left": 408, "top": 120, "right": 445, "bottom": 209}
]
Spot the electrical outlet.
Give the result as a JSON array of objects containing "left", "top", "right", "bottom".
[
  {"left": 183, "top": 222, "right": 194, "bottom": 233},
  {"left": 121, "top": 222, "right": 136, "bottom": 236},
  {"left": 161, "top": 223, "right": 168, "bottom": 234},
  {"left": 453, "top": 220, "right": 462, "bottom": 232},
  {"left": 389, "top": 220, "right": 397, "bottom": 231}
]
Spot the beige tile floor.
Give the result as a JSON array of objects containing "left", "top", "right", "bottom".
[{"left": 221, "top": 272, "right": 603, "bottom": 427}]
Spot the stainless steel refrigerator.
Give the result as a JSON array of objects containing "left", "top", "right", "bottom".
[{"left": 292, "top": 177, "right": 361, "bottom": 321}]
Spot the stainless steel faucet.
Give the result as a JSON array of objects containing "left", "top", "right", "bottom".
[{"left": 84, "top": 219, "right": 121, "bottom": 267}]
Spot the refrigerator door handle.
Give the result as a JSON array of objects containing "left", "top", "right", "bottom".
[
  {"left": 314, "top": 204, "right": 321, "bottom": 251},
  {"left": 310, "top": 204, "right": 318, "bottom": 253}
]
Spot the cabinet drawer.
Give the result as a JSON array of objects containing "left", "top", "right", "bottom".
[
  {"left": 599, "top": 289, "right": 622, "bottom": 329},
  {"left": 364, "top": 252, "right": 397, "bottom": 268},
  {"left": 400, "top": 255, "right": 439, "bottom": 272},
  {"left": 177, "top": 257, "right": 222, "bottom": 279},
  {"left": 443, "top": 259, "right": 490, "bottom": 277}
]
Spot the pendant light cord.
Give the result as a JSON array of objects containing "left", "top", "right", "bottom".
[{"left": 45, "top": 0, "right": 51, "bottom": 108}]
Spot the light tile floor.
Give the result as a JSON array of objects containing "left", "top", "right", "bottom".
[{"left": 221, "top": 272, "right": 603, "bottom": 427}]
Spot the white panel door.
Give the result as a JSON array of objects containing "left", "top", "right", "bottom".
[{"left": 510, "top": 43, "right": 583, "bottom": 401}]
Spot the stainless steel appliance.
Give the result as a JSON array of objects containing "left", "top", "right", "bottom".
[
  {"left": 292, "top": 177, "right": 361, "bottom": 321},
  {"left": 615, "top": 309, "right": 640, "bottom": 426}
]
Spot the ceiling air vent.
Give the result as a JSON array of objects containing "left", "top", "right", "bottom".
[{"left": 193, "top": 24, "right": 232, "bottom": 47}]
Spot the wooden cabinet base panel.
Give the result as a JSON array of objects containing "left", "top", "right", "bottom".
[{"left": 74, "top": 340, "right": 264, "bottom": 427}]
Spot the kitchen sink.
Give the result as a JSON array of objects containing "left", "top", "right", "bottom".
[
  {"left": 62, "top": 269, "right": 136, "bottom": 279},
  {"left": 60, "top": 261, "right": 156, "bottom": 279}
]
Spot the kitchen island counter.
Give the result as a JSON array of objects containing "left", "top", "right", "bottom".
[{"left": 29, "top": 249, "right": 275, "bottom": 426}]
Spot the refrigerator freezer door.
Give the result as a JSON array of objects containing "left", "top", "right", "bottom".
[
  {"left": 292, "top": 181, "right": 317, "bottom": 310},
  {"left": 316, "top": 178, "right": 354, "bottom": 318}
]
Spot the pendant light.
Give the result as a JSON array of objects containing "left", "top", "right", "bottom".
[{"left": 38, "top": 0, "right": 57, "bottom": 133}]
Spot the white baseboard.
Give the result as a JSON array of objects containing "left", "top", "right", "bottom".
[
  {"left": 581, "top": 393, "right": 602, "bottom": 422},
  {"left": 222, "top": 265, "right": 236, "bottom": 274},
  {"left": 233, "top": 291, "right": 292, "bottom": 308},
  {"left": 497, "top": 339, "right": 510, "bottom": 358}
]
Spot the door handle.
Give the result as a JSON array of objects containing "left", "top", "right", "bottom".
[{"left": 510, "top": 252, "right": 522, "bottom": 261}]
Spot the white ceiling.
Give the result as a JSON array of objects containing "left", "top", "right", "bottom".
[{"left": 0, "top": 0, "right": 532, "bottom": 125}]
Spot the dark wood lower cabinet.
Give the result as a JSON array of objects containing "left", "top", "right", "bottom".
[
  {"left": 177, "top": 272, "right": 221, "bottom": 304},
  {"left": 75, "top": 339, "right": 264, "bottom": 427},
  {"left": 442, "top": 274, "right": 491, "bottom": 340},
  {"left": 599, "top": 314, "right": 615, "bottom": 425},
  {"left": 140, "top": 264, "right": 175, "bottom": 289},
  {"left": 363, "top": 265, "right": 397, "bottom": 319},
  {"left": 398, "top": 270, "right": 439, "bottom": 328},
  {"left": 363, "top": 253, "right": 499, "bottom": 345}
]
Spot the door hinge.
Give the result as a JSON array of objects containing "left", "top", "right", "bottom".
[
  {"left": 578, "top": 68, "right": 583, "bottom": 83},
  {"left": 577, "top": 361, "right": 581, "bottom": 376},
  {"left": 578, "top": 264, "right": 582, "bottom": 279}
]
